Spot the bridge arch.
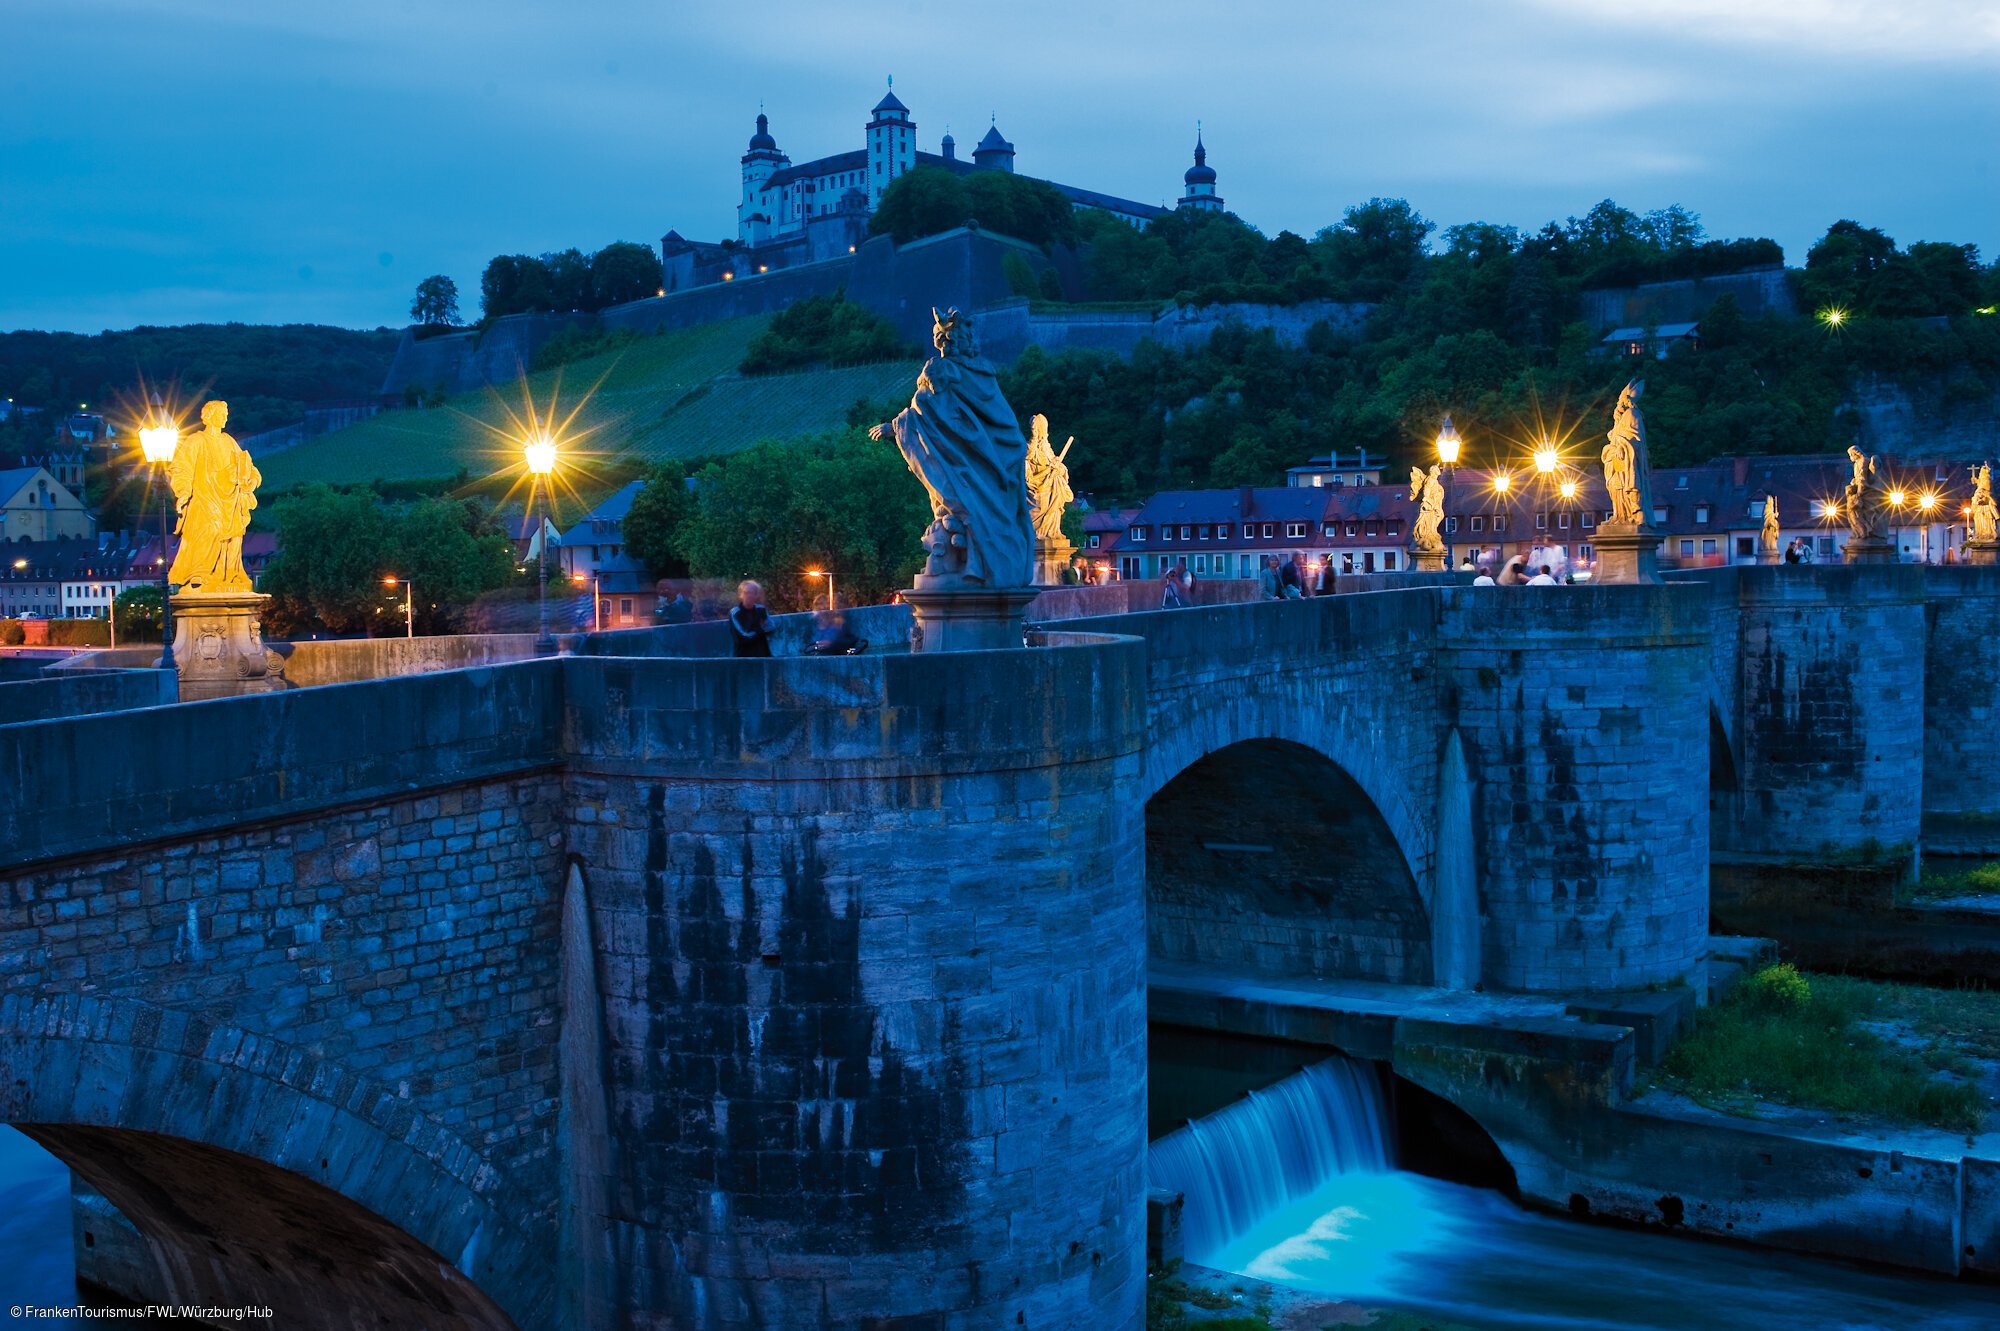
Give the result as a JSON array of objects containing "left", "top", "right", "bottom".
[
  {"left": 0, "top": 994, "right": 538, "bottom": 1330},
  {"left": 1145, "top": 737, "right": 1434, "bottom": 984}
]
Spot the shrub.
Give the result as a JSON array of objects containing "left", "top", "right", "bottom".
[
  {"left": 740, "top": 295, "right": 908, "bottom": 374},
  {"left": 0, "top": 619, "right": 23, "bottom": 645},
  {"left": 1743, "top": 961, "right": 1811, "bottom": 1011}
]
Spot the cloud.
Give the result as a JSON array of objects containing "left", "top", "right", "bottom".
[{"left": 1521, "top": 0, "right": 2000, "bottom": 62}]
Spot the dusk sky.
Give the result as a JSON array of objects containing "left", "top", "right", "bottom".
[{"left": 4, "top": 0, "right": 1995, "bottom": 334}]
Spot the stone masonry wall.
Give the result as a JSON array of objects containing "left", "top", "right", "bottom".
[
  {"left": 1441, "top": 585, "right": 1712, "bottom": 992},
  {"left": 0, "top": 774, "right": 569, "bottom": 1327},
  {"left": 1920, "top": 566, "right": 2000, "bottom": 855},
  {"left": 1724, "top": 566, "right": 1925, "bottom": 873},
  {"left": 558, "top": 640, "right": 1151, "bottom": 1330}
]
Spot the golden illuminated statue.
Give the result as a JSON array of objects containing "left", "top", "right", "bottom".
[
  {"left": 1970, "top": 462, "right": 1998, "bottom": 545},
  {"left": 1408, "top": 464, "right": 1445, "bottom": 553},
  {"left": 1600, "top": 380, "right": 1654, "bottom": 528},
  {"left": 1024, "top": 414, "right": 1075, "bottom": 546},
  {"left": 169, "top": 400, "right": 261, "bottom": 593},
  {"left": 1761, "top": 494, "right": 1781, "bottom": 557}
]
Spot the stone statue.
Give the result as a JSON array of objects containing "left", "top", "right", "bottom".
[
  {"left": 1600, "top": 379, "right": 1654, "bottom": 528},
  {"left": 1024, "top": 413, "right": 1074, "bottom": 546},
  {"left": 1970, "top": 462, "right": 1999, "bottom": 544},
  {"left": 1761, "top": 494, "right": 1781, "bottom": 556},
  {"left": 871, "top": 309, "right": 1034, "bottom": 588},
  {"left": 169, "top": 400, "right": 261, "bottom": 593},
  {"left": 1843, "top": 446, "right": 1882, "bottom": 541},
  {"left": 1408, "top": 464, "right": 1445, "bottom": 553}
]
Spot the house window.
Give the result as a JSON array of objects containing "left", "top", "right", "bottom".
[
  {"left": 1322, "top": 522, "right": 1337, "bottom": 537},
  {"left": 1387, "top": 520, "right": 1403, "bottom": 538},
  {"left": 1446, "top": 517, "right": 1458, "bottom": 533},
  {"left": 1129, "top": 526, "right": 1147, "bottom": 542},
  {"left": 1580, "top": 512, "right": 1595, "bottom": 529},
  {"left": 1493, "top": 515, "right": 1507, "bottom": 531},
  {"left": 1701, "top": 538, "right": 1718, "bottom": 556},
  {"left": 1161, "top": 527, "right": 1174, "bottom": 541},
  {"left": 1676, "top": 475, "right": 1689, "bottom": 489},
  {"left": 1345, "top": 523, "right": 1358, "bottom": 537},
  {"left": 1088, "top": 534, "right": 1101, "bottom": 548},
  {"left": 1180, "top": 525, "right": 1192, "bottom": 540},
  {"left": 1651, "top": 506, "right": 1667, "bottom": 524},
  {"left": 1198, "top": 524, "right": 1213, "bottom": 540},
  {"left": 1536, "top": 513, "right": 1548, "bottom": 530},
  {"left": 620, "top": 598, "right": 633, "bottom": 615},
  {"left": 1695, "top": 506, "right": 1710, "bottom": 523},
  {"left": 1679, "top": 539, "right": 1694, "bottom": 556},
  {"left": 1193, "top": 555, "right": 1208, "bottom": 573},
  {"left": 1364, "top": 521, "right": 1379, "bottom": 537},
  {"left": 1580, "top": 543, "right": 1593, "bottom": 560},
  {"left": 1217, "top": 524, "right": 1231, "bottom": 540},
  {"left": 1261, "top": 523, "right": 1275, "bottom": 538},
  {"left": 1382, "top": 551, "right": 1398, "bottom": 570},
  {"left": 1285, "top": 522, "right": 1307, "bottom": 539},
  {"left": 1470, "top": 516, "right": 1484, "bottom": 532},
  {"left": 1558, "top": 513, "right": 1571, "bottom": 530},
  {"left": 1735, "top": 537, "right": 1755, "bottom": 558}
]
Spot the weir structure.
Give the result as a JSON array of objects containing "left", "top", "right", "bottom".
[{"left": 3, "top": 564, "right": 1999, "bottom": 1327}]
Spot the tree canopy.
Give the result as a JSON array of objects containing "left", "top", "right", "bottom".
[
  {"left": 410, "top": 275, "right": 460, "bottom": 327},
  {"left": 739, "top": 294, "right": 910, "bottom": 374},
  {"left": 479, "top": 241, "right": 664, "bottom": 320},
  {"left": 868, "top": 167, "right": 1080, "bottom": 249}
]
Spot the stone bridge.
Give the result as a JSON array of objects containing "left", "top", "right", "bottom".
[{"left": 2, "top": 565, "right": 1996, "bottom": 1329}]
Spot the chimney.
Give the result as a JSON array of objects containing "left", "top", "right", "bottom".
[
  {"left": 1239, "top": 484, "right": 1255, "bottom": 519},
  {"left": 1732, "top": 456, "right": 1748, "bottom": 487}
]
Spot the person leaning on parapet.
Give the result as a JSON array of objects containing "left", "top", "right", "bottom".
[
  {"left": 1279, "top": 553, "right": 1304, "bottom": 599},
  {"left": 1459, "top": 556, "right": 1478, "bottom": 574},
  {"left": 1472, "top": 565, "right": 1496, "bottom": 586},
  {"left": 1257, "top": 554, "right": 1280, "bottom": 599},
  {"left": 1528, "top": 564, "right": 1558, "bottom": 586},
  {"left": 1498, "top": 555, "right": 1529, "bottom": 586},
  {"left": 1161, "top": 567, "right": 1187, "bottom": 609},
  {"left": 730, "top": 580, "right": 773, "bottom": 657},
  {"left": 1316, "top": 554, "right": 1335, "bottom": 596},
  {"left": 660, "top": 591, "right": 694, "bottom": 624}
]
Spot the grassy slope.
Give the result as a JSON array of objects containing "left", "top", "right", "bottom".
[{"left": 259, "top": 316, "right": 921, "bottom": 493}]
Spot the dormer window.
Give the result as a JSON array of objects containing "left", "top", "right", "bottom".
[
  {"left": 1695, "top": 505, "right": 1710, "bottom": 523},
  {"left": 1128, "top": 526, "right": 1147, "bottom": 542}
]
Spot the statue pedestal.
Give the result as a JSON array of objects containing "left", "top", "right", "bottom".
[
  {"left": 1033, "top": 539, "right": 1076, "bottom": 588},
  {"left": 903, "top": 585, "right": 1040, "bottom": 653},
  {"left": 1411, "top": 547, "right": 1447, "bottom": 573},
  {"left": 170, "top": 590, "right": 286, "bottom": 700},
  {"left": 1963, "top": 540, "right": 2000, "bottom": 567},
  {"left": 1843, "top": 536, "right": 1897, "bottom": 565},
  {"left": 1590, "top": 524, "right": 1661, "bottom": 585}
]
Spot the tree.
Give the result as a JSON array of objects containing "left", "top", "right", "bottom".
[
  {"left": 481, "top": 254, "right": 552, "bottom": 320},
  {"left": 867, "top": 167, "right": 971, "bottom": 244},
  {"left": 541, "top": 248, "right": 593, "bottom": 312},
  {"left": 868, "top": 166, "right": 1079, "bottom": 249},
  {"left": 621, "top": 462, "right": 695, "bottom": 578},
  {"left": 739, "top": 294, "right": 909, "bottom": 374},
  {"left": 1314, "top": 198, "right": 1434, "bottom": 300},
  {"left": 260, "top": 485, "right": 395, "bottom": 635},
  {"left": 388, "top": 496, "right": 517, "bottom": 633},
  {"left": 410, "top": 275, "right": 461, "bottom": 327},
  {"left": 671, "top": 431, "right": 929, "bottom": 608},
  {"left": 113, "top": 583, "right": 164, "bottom": 642},
  {"left": 590, "top": 242, "right": 664, "bottom": 309}
]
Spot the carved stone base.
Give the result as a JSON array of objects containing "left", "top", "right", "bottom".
[
  {"left": 1963, "top": 540, "right": 2000, "bottom": 567},
  {"left": 902, "top": 586, "right": 1040, "bottom": 653},
  {"left": 1411, "top": 547, "right": 1447, "bottom": 573},
  {"left": 170, "top": 590, "right": 286, "bottom": 700},
  {"left": 1843, "top": 536, "right": 1897, "bottom": 565},
  {"left": 1033, "top": 539, "right": 1077, "bottom": 588},
  {"left": 1590, "top": 524, "right": 1661, "bottom": 585}
]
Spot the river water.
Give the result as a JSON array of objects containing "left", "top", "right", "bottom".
[{"left": 1149, "top": 1056, "right": 2000, "bottom": 1331}]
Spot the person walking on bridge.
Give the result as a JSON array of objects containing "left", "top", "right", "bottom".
[{"left": 730, "top": 580, "right": 773, "bottom": 657}]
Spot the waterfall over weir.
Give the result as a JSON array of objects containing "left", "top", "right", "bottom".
[{"left": 1147, "top": 1055, "right": 1391, "bottom": 1262}]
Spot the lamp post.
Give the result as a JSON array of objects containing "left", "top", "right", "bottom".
[
  {"left": 1917, "top": 492, "right": 1938, "bottom": 562},
  {"left": 1487, "top": 471, "right": 1513, "bottom": 572},
  {"left": 383, "top": 575, "right": 413, "bottom": 638},
  {"left": 1435, "top": 416, "right": 1463, "bottom": 569},
  {"left": 572, "top": 571, "right": 601, "bottom": 632},
  {"left": 803, "top": 567, "right": 836, "bottom": 613},
  {"left": 524, "top": 431, "right": 558, "bottom": 655},
  {"left": 138, "top": 415, "right": 179, "bottom": 671},
  {"left": 1888, "top": 487, "right": 1907, "bottom": 562}
]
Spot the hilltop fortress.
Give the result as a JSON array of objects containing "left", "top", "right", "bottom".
[{"left": 659, "top": 81, "right": 1224, "bottom": 293}]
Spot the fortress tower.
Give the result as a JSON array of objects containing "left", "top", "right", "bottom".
[
  {"left": 866, "top": 79, "right": 916, "bottom": 207},
  {"left": 972, "top": 119, "right": 1016, "bottom": 173},
  {"left": 738, "top": 111, "right": 789, "bottom": 243},
  {"left": 1178, "top": 129, "right": 1223, "bottom": 213}
]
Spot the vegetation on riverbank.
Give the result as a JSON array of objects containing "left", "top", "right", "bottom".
[
  {"left": 1907, "top": 858, "right": 2000, "bottom": 901},
  {"left": 1658, "top": 965, "right": 1992, "bottom": 1133}
]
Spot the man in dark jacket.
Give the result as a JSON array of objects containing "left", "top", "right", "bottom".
[{"left": 730, "top": 580, "right": 773, "bottom": 657}]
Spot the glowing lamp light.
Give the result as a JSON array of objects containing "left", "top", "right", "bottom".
[
  {"left": 572, "top": 572, "right": 588, "bottom": 585},
  {"left": 139, "top": 424, "right": 178, "bottom": 464},
  {"left": 1533, "top": 442, "right": 1559, "bottom": 475},
  {"left": 1559, "top": 478, "right": 1579, "bottom": 500},
  {"left": 656, "top": 288, "right": 666, "bottom": 297},
  {"left": 1491, "top": 472, "right": 1512, "bottom": 494},
  {"left": 1918, "top": 493, "right": 1938, "bottom": 513},
  {"left": 722, "top": 271, "right": 735, "bottom": 281},
  {"left": 382, "top": 575, "right": 400, "bottom": 587},
  {"left": 1888, "top": 488, "right": 1907, "bottom": 508},
  {"left": 1434, "top": 416, "right": 1463, "bottom": 467},
  {"left": 1819, "top": 307, "right": 1848, "bottom": 328},
  {"left": 12, "top": 558, "right": 26, "bottom": 570},
  {"left": 523, "top": 434, "right": 558, "bottom": 476}
]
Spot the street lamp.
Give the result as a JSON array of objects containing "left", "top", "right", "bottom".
[
  {"left": 1888, "top": 487, "right": 1908, "bottom": 560},
  {"left": 1533, "top": 439, "right": 1560, "bottom": 476},
  {"left": 572, "top": 571, "right": 601, "bottom": 632},
  {"left": 803, "top": 567, "right": 836, "bottom": 612},
  {"left": 1435, "top": 416, "right": 1463, "bottom": 568},
  {"left": 1917, "top": 491, "right": 1939, "bottom": 562},
  {"left": 524, "top": 431, "right": 558, "bottom": 655},
  {"left": 138, "top": 411, "right": 179, "bottom": 671},
  {"left": 383, "top": 575, "right": 413, "bottom": 638}
]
